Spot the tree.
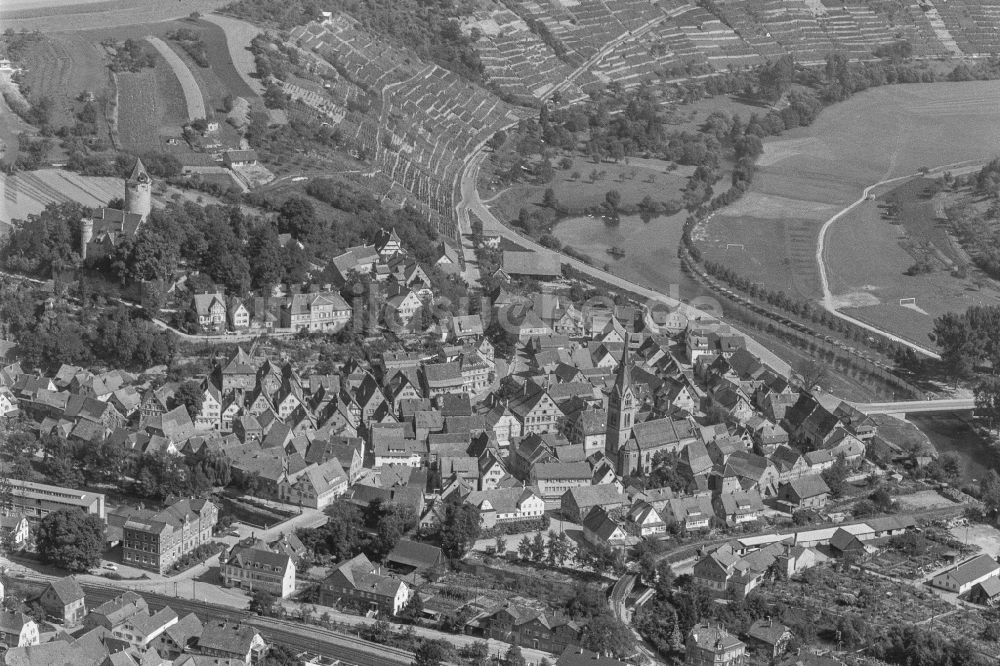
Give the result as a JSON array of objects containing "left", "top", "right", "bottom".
[
  {"left": 530, "top": 531, "right": 546, "bottom": 562},
  {"left": 413, "top": 638, "right": 452, "bottom": 666},
  {"left": 931, "top": 312, "right": 977, "bottom": 385},
  {"left": 172, "top": 380, "right": 204, "bottom": 419},
  {"left": 35, "top": 509, "right": 105, "bottom": 572},
  {"left": 582, "top": 614, "right": 635, "bottom": 659},
  {"left": 605, "top": 189, "right": 622, "bottom": 211},
  {"left": 494, "top": 534, "right": 506, "bottom": 557},
  {"left": 503, "top": 643, "right": 526, "bottom": 666},
  {"left": 517, "top": 534, "right": 532, "bottom": 561},
  {"left": 249, "top": 589, "right": 278, "bottom": 616},
  {"left": 439, "top": 502, "right": 481, "bottom": 560},
  {"left": 794, "top": 357, "right": 828, "bottom": 390},
  {"left": 542, "top": 188, "right": 558, "bottom": 209},
  {"left": 980, "top": 470, "right": 1000, "bottom": 521},
  {"left": 546, "top": 530, "right": 570, "bottom": 567},
  {"left": 821, "top": 457, "right": 850, "bottom": 497}
]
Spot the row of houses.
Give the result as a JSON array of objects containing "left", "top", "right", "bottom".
[{"left": 5, "top": 581, "right": 266, "bottom": 666}]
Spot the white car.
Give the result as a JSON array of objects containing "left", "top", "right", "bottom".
[{"left": 103, "top": 563, "right": 118, "bottom": 571}]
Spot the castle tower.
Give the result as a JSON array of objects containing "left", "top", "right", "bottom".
[
  {"left": 124, "top": 157, "right": 152, "bottom": 222},
  {"left": 606, "top": 344, "right": 637, "bottom": 457},
  {"left": 80, "top": 217, "right": 93, "bottom": 260}
]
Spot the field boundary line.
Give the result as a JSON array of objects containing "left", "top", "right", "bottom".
[
  {"left": 145, "top": 36, "right": 205, "bottom": 121},
  {"left": 815, "top": 159, "right": 989, "bottom": 361}
]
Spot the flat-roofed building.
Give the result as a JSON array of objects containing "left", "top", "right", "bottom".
[{"left": 9, "top": 478, "right": 106, "bottom": 522}]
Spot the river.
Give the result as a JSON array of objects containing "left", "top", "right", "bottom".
[
  {"left": 910, "top": 414, "right": 998, "bottom": 486},
  {"left": 552, "top": 212, "right": 705, "bottom": 303}
]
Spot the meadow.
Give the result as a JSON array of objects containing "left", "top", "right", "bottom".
[
  {"left": 0, "top": 0, "right": 230, "bottom": 32},
  {"left": 115, "top": 51, "right": 189, "bottom": 154},
  {"left": 20, "top": 33, "right": 110, "bottom": 132},
  {"left": 700, "top": 80, "right": 1000, "bottom": 341}
]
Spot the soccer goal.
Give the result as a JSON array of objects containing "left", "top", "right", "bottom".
[
  {"left": 726, "top": 243, "right": 745, "bottom": 251},
  {"left": 899, "top": 297, "right": 916, "bottom": 306}
]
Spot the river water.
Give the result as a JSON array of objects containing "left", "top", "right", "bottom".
[{"left": 552, "top": 212, "right": 706, "bottom": 303}]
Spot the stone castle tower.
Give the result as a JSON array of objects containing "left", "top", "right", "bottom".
[
  {"left": 606, "top": 344, "right": 637, "bottom": 456},
  {"left": 80, "top": 157, "right": 153, "bottom": 261},
  {"left": 124, "top": 157, "right": 152, "bottom": 220}
]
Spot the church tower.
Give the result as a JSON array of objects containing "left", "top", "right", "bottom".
[
  {"left": 606, "top": 344, "right": 637, "bottom": 456},
  {"left": 124, "top": 157, "right": 152, "bottom": 222}
]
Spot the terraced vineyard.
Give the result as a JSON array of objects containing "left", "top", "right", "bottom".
[{"left": 293, "top": 15, "right": 523, "bottom": 239}]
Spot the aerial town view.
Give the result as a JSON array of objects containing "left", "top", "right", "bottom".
[{"left": 3, "top": 0, "right": 1000, "bottom": 663}]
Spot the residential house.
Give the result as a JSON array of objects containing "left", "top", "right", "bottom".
[
  {"left": 582, "top": 506, "right": 628, "bottom": 549},
  {"left": 510, "top": 388, "right": 562, "bottom": 435},
  {"left": 423, "top": 363, "right": 465, "bottom": 398},
  {"left": 38, "top": 576, "right": 86, "bottom": 626},
  {"left": 483, "top": 603, "right": 582, "bottom": 653},
  {"left": 197, "top": 621, "right": 266, "bottom": 664},
  {"left": 560, "top": 485, "right": 626, "bottom": 523},
  {"left": 712, "top": 490, "right": 765, "bottom": 527},
  {"left": 777, "top": 476, "right": 831, "bottom": 510},
  {"left": 745, "top": 619, "right": 792, "bottom": 659},
  {"left": 531, "top": 462, "right": 592, "bottom": 504},
  {"left": 465, "top": 487, "right": 545, "bottom": 529},
  {"left": 628, "top": 501, "right": 665, "bottom": 536},
  {"left": 122, "top": 499, "right": 218, "bottom": 574},
  {"left": 0, "top": 514, "right": 29, "bottom": 551},
  {"left": 278, "top": 459, "right": 349, "bottom": 509},
  {"left": 192, "top": 292, "right": 227, "bottom": 330},
  {"left": 385, "top": 286, "right": 423, "bottom": 327},
  {"left": 685, "top": 623, "right": 746, "bottom": 666},
  {"left": 666, "top": 496, "right": 715, "bottom": 533},
  {"left": 228, "top": 299, "right": 250, "bottom": 330},
  {"left": 154, "top": 612, "right": 203, "bottom": 659},
  {"left": 281, "top": 291, "right": 351, "bottom": 332},
  {"left": 0, "top": 611, "right": 39, "bottom": 648},
  {"left": 320, "top": 553, "right": 410, "bottom": 616},
  {"left": 221, "top": 544, "right": 296, "bottom": 598}
]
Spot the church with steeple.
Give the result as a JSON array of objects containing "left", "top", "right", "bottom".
[
  {"left": 80, "top": 157, "right": 152, "bottom": 262},
  {"left": 605, "top": 344, "right": 698, "bottom": 477}
]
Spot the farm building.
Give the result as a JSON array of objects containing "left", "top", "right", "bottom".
[
  {"left": 968, "top": 577, "right": 1000, "bottom": 605},
  {"left": 931, "top": 554, "right": 1000, "bottom": 594},
  {"left": 224, "top": 149, "right": 259, "bottom": 167}
]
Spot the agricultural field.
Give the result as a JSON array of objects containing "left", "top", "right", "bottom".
[
  {"left": 699, "top": 80, "right": 1000, "bottom": 342},
  {"left": 145, "top": 36, "right": 206, "bottom": 121},
  {"left": 200, "top": 14, "right": 265, "bottom": 97},
  {"left": 114, "top": 51, "right": 189, "bottom": 154},
  {"left": 1, "top": 169, "right": 124, "bottom": 225},
  {"left": 0, "top": 0, "right": 230, "bottom": 32},
  {"left": 18, "top": 32, "right": 111, "bottom": 132}
]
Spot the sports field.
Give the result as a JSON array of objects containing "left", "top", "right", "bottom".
[{"left": 701, "top": 80, "right": 1000, "bottom": 338}]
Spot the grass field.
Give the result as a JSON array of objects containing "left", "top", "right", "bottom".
[
  {"left": 700, "top": 80, "right": 1000, "bottom": 337},
  {"left": 0, "top": 0, "right": 230, "bottom": 32},
  {"left": 201, "top": 14, "right": 265, "bottom": 97},
  {"left": 484, "top": 157, "right": 690, "bottom": 223},
  {"left": 827, "top": 177, "right": 1000, "bottom": 346},
  {"left": 20, "top": 33, "right": 110, "bottom": 131},
  {"left": 145, "top": 36, "right": 205, "bottom": 121}
]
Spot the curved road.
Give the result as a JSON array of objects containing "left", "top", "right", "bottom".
[
  {"left": 457, "top": 150, "right": 792, "bottom": 376},
  {"left": 816, "top": 160, "right": 988, "bottom": 361}
]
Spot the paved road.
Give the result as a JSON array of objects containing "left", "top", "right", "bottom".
[
  {"left": 456, "top": 151, "right": 792, "bottom": 377},
  {"left": 815, "top": 159, "right": 988, "bottom": 360}
]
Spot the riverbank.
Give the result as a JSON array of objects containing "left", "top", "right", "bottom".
[{"left": 911, "top": 413, "right": 999, "bottom": 485}]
